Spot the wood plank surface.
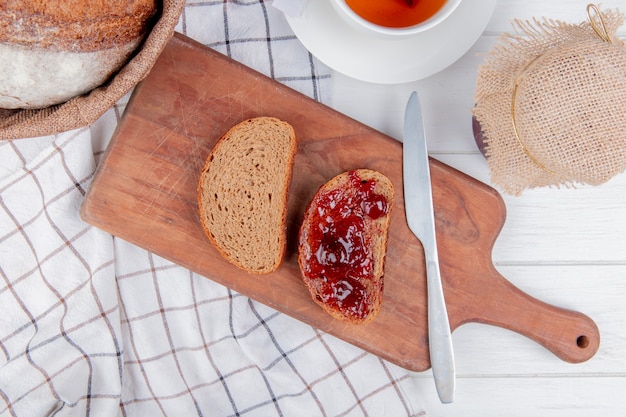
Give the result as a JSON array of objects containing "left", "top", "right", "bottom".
[
  {"left": 328, "top": 1, "right": 626, "bottom": 412},
  {"left": 81, "top": 32, "right": 600, "bottom": 372}
]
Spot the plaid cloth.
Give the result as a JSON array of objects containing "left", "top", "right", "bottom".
[{"left": 0, "top": 1, "right": 427, "bottom": 416}]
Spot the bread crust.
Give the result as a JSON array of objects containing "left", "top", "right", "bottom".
[
  {"left": 298, "top": 169, "right": 394, "bottom": 324},
  {"left": 197, "top": 117, "right": 297, "bottom": 274},
  {"left": 0, "top": 0, "right": 157, "bottom": 108},
  {"left": 0, "top": 0, "right": 157, "bottom": 51}
]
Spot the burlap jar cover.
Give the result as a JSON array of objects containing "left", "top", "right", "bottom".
[
  {"left": 473, "top": 4, "right": 626, "bottom": 195},
  {"left": 0, "top": 0, "right": 186, "bottom": 140}
]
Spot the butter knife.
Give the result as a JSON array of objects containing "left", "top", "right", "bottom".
[{"left": 403, "top": 91, "right": 456, "bottom": 403}]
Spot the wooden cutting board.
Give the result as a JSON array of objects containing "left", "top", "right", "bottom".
[{"left": 81, "top": 33, "right": 599, "bottom": 372}]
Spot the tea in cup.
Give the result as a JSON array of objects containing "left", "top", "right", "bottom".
[{"left": 330, "top": 0, "right": 463, "bottom": 37}]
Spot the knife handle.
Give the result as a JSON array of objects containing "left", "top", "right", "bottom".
[{"left": 425, "top": 250, "right": 456, "bottom": 404}]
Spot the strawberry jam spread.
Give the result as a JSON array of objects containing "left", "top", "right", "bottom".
[{"left": 302, "top": 171, "right": 389, "bottom": 321}]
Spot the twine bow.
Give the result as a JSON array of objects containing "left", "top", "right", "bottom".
[{"left": 587, "top": 3, "right": 613, "bottom": 44}]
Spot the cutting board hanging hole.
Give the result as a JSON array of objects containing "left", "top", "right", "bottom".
[{"left": 577, "top": 335, "right": 591, "bottom": 349}]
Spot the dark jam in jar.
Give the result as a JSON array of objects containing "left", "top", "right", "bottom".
[{"left": 303, "top": 171, "right": 389, "bottom": 321}]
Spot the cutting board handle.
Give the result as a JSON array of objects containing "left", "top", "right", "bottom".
[{"left": 459, "top": 265, "right": 600, "bottom": 363}]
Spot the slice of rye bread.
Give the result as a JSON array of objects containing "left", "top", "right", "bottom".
[
  {"left": 198, "top": 117, "right": 297, "bottom": 274},
  {"left": 298, "top": 169, "right": 394, "bottom": 324}
]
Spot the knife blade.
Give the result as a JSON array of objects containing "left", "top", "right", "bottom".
[{"left": 403, "top": 91, "right": 456, "bottom": 403}]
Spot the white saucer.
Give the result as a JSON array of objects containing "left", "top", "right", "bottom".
[{"left": 285, "top": 0, "right": 496, "bottom": 84}]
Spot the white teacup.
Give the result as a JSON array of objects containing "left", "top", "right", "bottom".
[{"left": 330, "top": 0, "right": 463, "bottom": 38}]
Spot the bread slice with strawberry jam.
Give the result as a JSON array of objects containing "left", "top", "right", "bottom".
[{"left": 298, "top": 169, "right": 394, "bottom": 324}]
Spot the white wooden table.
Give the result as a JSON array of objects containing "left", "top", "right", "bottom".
[{"left": 329, "top": 0, "right": 626, "bottom": 415}]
